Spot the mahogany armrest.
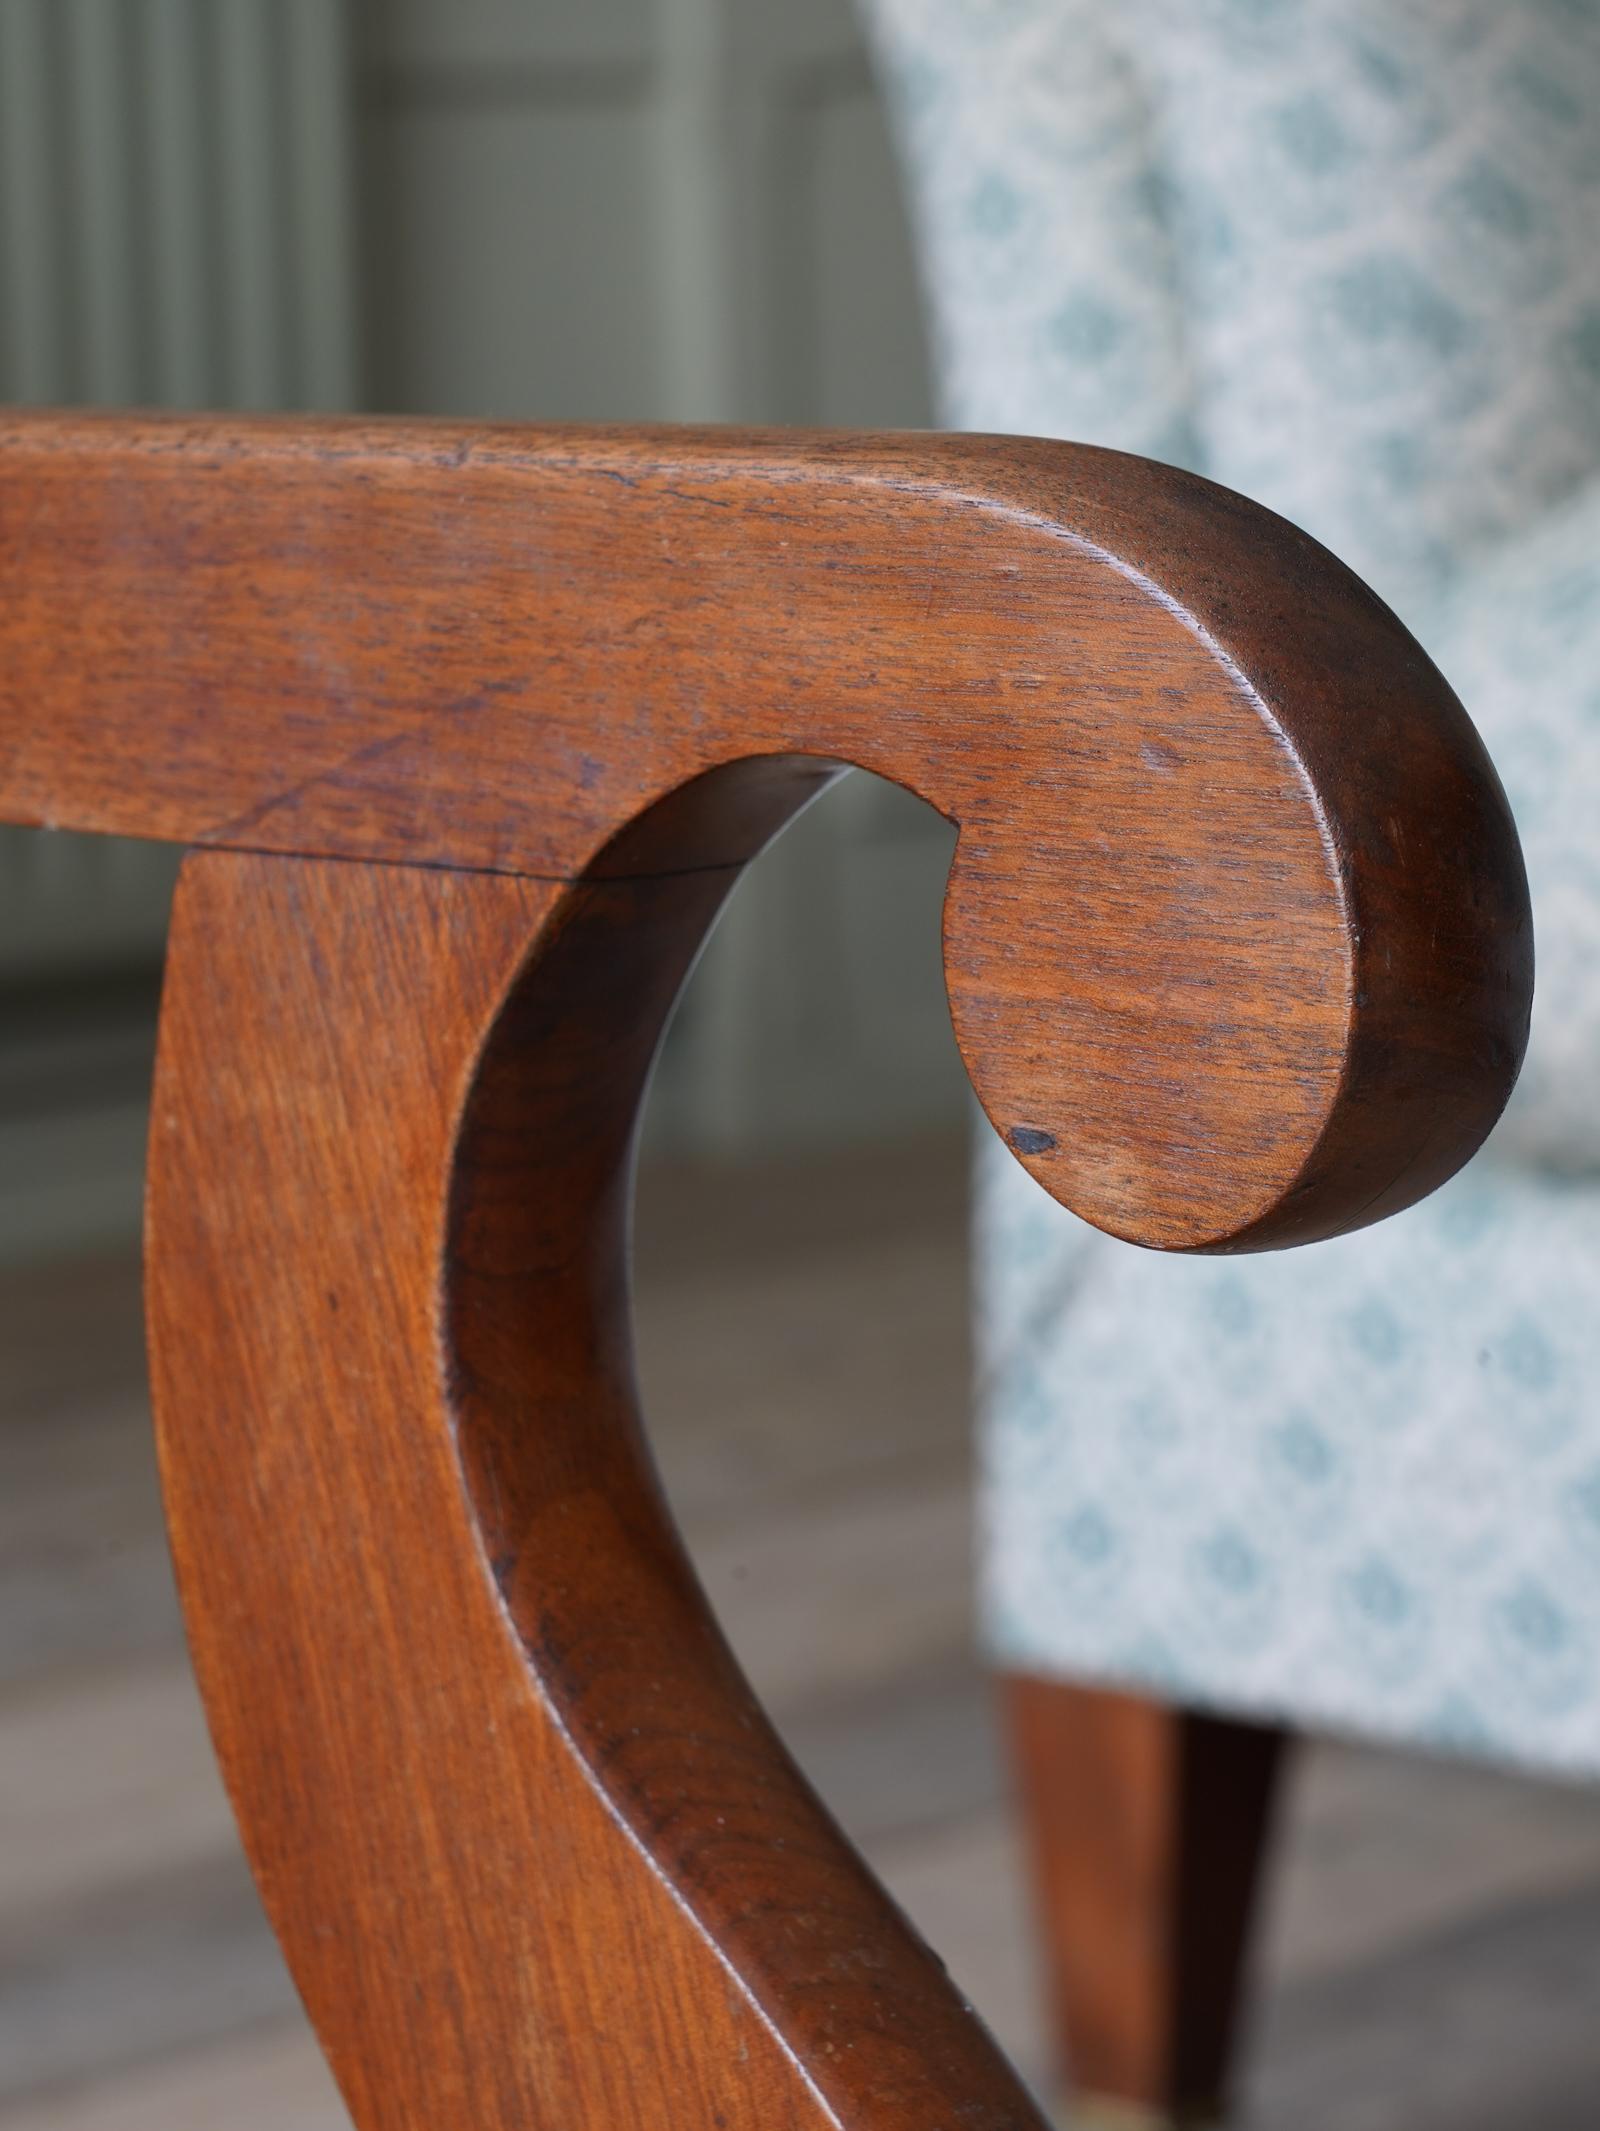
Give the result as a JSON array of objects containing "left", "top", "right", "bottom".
[{"left": 1, "top": 414, "right": 1530, "bottom": 2129}]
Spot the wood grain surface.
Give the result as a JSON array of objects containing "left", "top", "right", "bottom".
[
  {"left": 5, "top": 411, "right": 1537, "bottom": 2127},
  {"left": 146, "top": 849, "right": 1057, "bottom": 2131},
  {"left": 0, "top": 411, "right": 1530, "bottom": 1250},
  {"left": 1005, "top": 1674, "right": 1287, "bottom": 2122}
]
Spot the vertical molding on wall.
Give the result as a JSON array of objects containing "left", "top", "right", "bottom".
[
  {"left": 284, "top": 0, "right": 361, "bottom": 414},
  {"left": 0, "top": 0, "right": 362, "bottom": 1257},
  {"left": 214, "top": 0, "right": 290, "bottom": 408},
  {"left": 0, "top": 1, "right": 67, "bottom": 399},
  {"left": 0, "top": 0, "right": 360, "bottom": 982},
  {"left": 210, "top": 0, "right": 360, "bottom": 412},
  {"left": 65, "top": 0, "right": 142, "bottom": 403},
  {"left": 144, "top": 0, "right": 215, "bottom": 406},
  {"left": 0, "top": 0, "right": 358, "bottom": 417}
]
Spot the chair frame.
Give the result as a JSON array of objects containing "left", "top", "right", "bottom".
[{"left": 1, "top": 412, "right": 1530, "bottom": 2128}]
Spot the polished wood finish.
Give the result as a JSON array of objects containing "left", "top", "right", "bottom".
[
  {"left": 2, "top": 413, "right": 1534, "bottom": 2126},
  {"left": 150, "top": 850, "right": 1037, "bottom": 2129},
  {"left": 1, "top": 411, "right": 1529, "bottom": 1252},
  {"left": 1005, "top": 1676, "right": 1288, "bottom": 2124}
]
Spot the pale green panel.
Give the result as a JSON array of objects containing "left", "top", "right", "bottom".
[
  {"left": 791, "top": 74, "right": 933, "bottom": 430},
  {"left": 650, "top": 775, "right": 963, "bottom": 1157},
  {"left": 361, "top": 0, "right": 653, "bottom": 73},
  {"left": 365, "top": 100, "right": 664, "bottom": 422},
  {"left": 730, "top": 0, "right": 863, "bottom": 70}
]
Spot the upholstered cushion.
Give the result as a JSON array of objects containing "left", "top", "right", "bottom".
[
  {"left": 869, "top": 0, "right": 1197, "bottom": 460},
  {"left": 866, "top": 0, "right": 1600, "bottom": 1770},
  {"left": 1118, "top": 0, "right": 1600, "bottom": 617},
  {"left": 977, "top": 483, "right": 1600, "bottom": 1772},
  {"left": 977, "top": 1152, "right": 1600, "bottom": 1772}
]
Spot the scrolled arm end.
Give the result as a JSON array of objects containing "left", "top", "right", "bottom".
[{"left": 927, "top": 444, "right": 1533, "bottom": 1252}]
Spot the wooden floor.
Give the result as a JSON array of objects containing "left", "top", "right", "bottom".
[{"left": 6, "top": 1135, "right": 1600, "bottom": 2127}]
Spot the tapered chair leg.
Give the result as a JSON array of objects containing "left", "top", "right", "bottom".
[{"left": 1003, "top": 1674, "right": 1289, "bottom": 2127}]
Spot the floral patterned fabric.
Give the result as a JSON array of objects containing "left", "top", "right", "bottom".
[{"left": 865, "top": 0, "right": 1600, "bottom": 1773}]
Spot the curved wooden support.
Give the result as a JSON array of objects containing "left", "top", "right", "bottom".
[
  {"left": 149, "top": 836, "right": 1054, "bottom": 2130},
  {"left": 3, "top": 413, "right": 1528, "bottom": 1248},
  {"left": 3, "top": 414, "right": 1533, "bottom": 2125}
]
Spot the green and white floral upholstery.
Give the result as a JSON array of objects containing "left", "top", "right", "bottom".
[{"left": 864, "top": 0, "right": 1600, "bottom": 1772}]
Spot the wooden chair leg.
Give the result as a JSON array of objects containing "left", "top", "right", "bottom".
[{"left": 1003, "top": 1674, "right": 1288, "bottom": 2127}]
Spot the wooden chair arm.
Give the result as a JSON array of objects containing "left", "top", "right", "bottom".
[
  {"left": 2, "top": 410, "right": 1530, "bottom": 1248},
  {"left": 1, "top": 413, "right": 1530, "bottom": 2129}
]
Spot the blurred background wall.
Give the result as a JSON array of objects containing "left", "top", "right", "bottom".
[{"left": 0, "top": 0, "right": 961, "bottom": 1261}]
